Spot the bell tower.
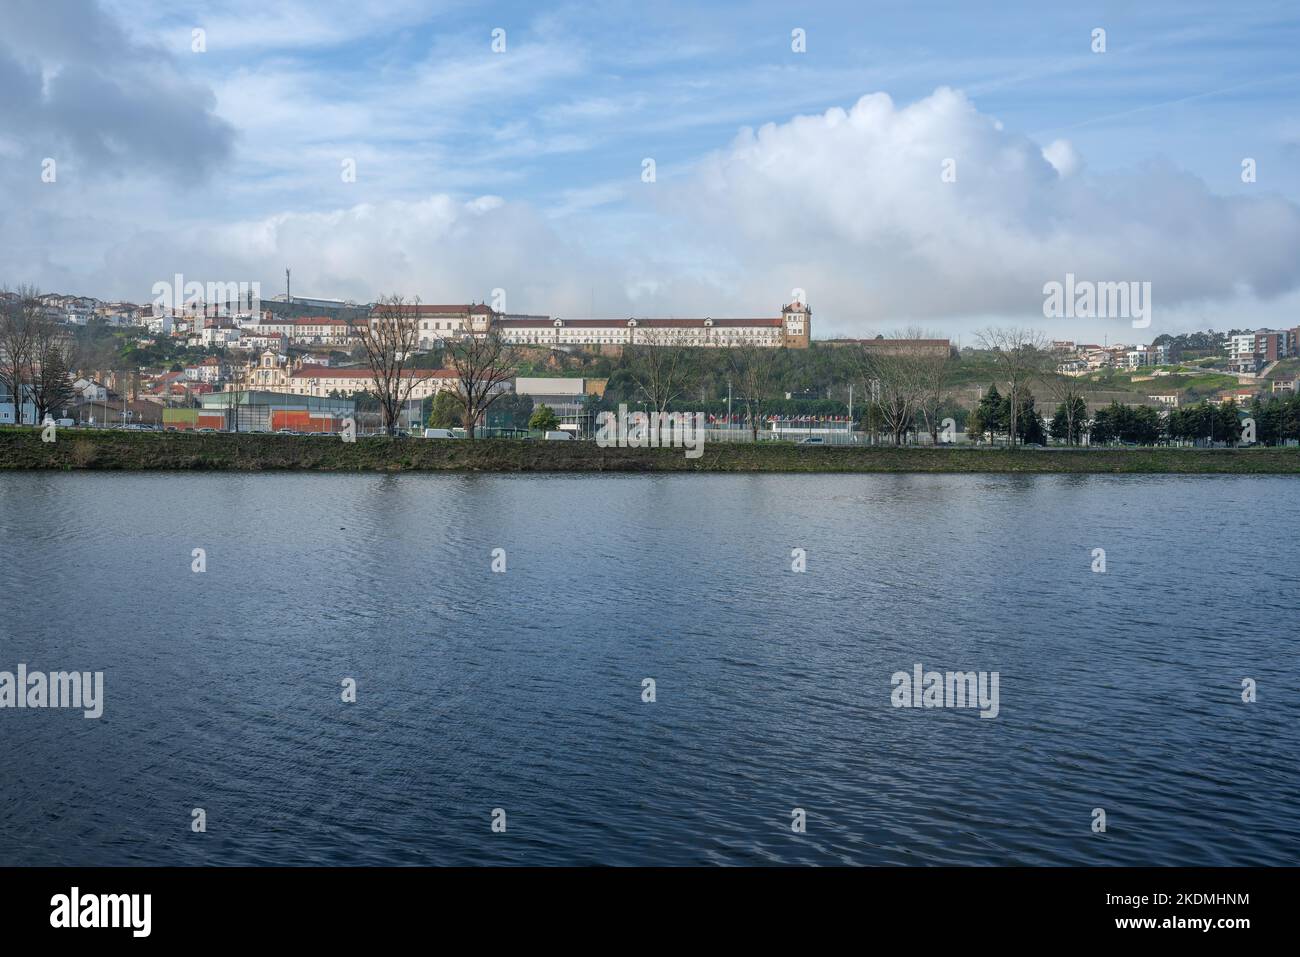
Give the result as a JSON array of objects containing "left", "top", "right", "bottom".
[{"left": 782, "top": 301, "right": 811, "bottom": 348}]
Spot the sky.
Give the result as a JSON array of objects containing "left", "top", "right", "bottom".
[{"left": 2, "top": 0, "right": 1299, "bottom": 342}]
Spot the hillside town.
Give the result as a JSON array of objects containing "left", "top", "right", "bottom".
[{"left": 2, "top": 285, "right": 1298, "bottom": 445}]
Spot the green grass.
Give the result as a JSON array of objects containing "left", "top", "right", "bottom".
[
  {"left": 1266, "top": 358, "right": 1300, "bottom": 379},
  {"left": 2, "top": 426, "right": 1299, "bottom": 473}
]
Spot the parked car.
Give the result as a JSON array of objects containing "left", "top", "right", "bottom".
[
  {"left": 196, "top": 427, "right": 218, "bottom": 433},
  {"left": 544, "top": 431, "right": 573, "bottom": 441},
  {"left": 423, "top": 428, "right": 458, "bottom": 439},
  {"left": 798, "top": 436, "right": 825, "bottom": 445}
]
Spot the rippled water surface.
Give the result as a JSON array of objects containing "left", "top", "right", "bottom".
[{"left": 0, "top": 472, "right": 1296, "bottom": 865}]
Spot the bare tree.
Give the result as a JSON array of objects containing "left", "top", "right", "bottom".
[
  {"left": 911, "top": 336, "right": 955, "bottom": 444},
  {"left": 445, "top": 328, "right": 518, "bottom": 439},
  {"left": 976, "top": 326, "right": 1050, "bottom": 447},
  {"left": 0, "top": 286, "right": 39, "bottom": 425},
  {"left": 350, "top": 294, "right": 435, "bottom": 434},
  {"left": 623, "top": 325, "right": 698, "bottom": 416},
  {"left": 29, "top": 312, "right": 78, "bottom": 423},
  {"left": 726, "top": 341, "right": 781, "bottom": 440},
  {"left": 852, "top": 330, "right": 939, "bottom": 445}
]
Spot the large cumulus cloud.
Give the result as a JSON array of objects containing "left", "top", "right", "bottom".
[{"left": 663, "top": 88, "right": 1300, "bottom": 328}]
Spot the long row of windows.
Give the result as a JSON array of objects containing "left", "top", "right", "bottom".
[{"left": 502, "top": 330, "right": 785, "bottom": 345}]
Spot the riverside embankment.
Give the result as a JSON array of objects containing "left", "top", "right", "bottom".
[{"left": 3, "top": 427, "right": 1299, "bottom": 473}]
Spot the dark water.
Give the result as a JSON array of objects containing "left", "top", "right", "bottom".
[{"left": 0, "top": 472, "right": 1296, "bottom": 866}]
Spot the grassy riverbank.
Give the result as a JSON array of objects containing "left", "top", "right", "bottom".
[{"left": 3, "top": 426, "right": 1299, "bottom": 473}]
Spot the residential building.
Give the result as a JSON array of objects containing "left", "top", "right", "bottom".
[
  {"left": 245, "top": 315, "right": 359, "bottom": 346},
  {"left": 236, "top": 329, "right": 288, "bottom": 352},
  {"left": 0, "top": 382, "right": 37, "bottom": 424},
  {"left": 183, "top": 357, "right": 231, "bottom": 385},
  {"left": 236, "top": 350, "right": 458, "bottom": 400},
  {"left": 72, "top": 378, "right": 112, "bottom": 402},
  {"left": 1219, "top": 387, "right": 1259, "bottom": 405},
  {"left": 1125, "top": 344, "right": 1168, "bottom": 369},
  {"left": 1228, "top": 328, "right": 1298, "bottom": 374},
  {"left": 197, "top": 322, "right": 242, "bottom": 348}
]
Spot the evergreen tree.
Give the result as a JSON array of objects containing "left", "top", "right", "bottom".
[
  {"left": 528, "top": 404, "right": 560, "bottom": 432},
  {"left": 427, "top": 390, "right": 461, "bottom": 428},
  {"left": 1049, "top": 395, "right": 1088, "bottom": 445},
  {"left": 974, "top": 384, "right": 1003, "bottom": 444}
]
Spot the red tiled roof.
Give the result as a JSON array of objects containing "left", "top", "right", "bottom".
[
  {"left": 497, "top": 317, "right": 784, "bottom": 329},
  {"left": 370, "top": 304, "right": 494, "bottom": 316},
  {"left": 292, "top": 366, "right": 458, "bottom": 379},
  {"left": 829, "top": 337, "right": 949, "bottom": 346}
]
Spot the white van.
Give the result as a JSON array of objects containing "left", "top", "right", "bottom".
[
  {"left": 423, "top": 428, "right": 458, "bottom": 439},
  {"left": 544, "top": 431, "right": 572, "bottom": 441}
]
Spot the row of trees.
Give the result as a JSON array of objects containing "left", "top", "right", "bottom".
[
  {"left": 1040, "top": 397, "right": 1296, "bottom": 447},
  {"left": 968, "top": 384, "right": 1048, "bottom": 445},
  {"left": 859, "top": 326, "right": 1056, "bottom": 447},
  {"left": 604, "top": 328, "right": 960, "bottom": 444},
  {"left": 1087, "top": 403, "right": 1164, "bottom": 445},
  {"left": 1242, "top": 393, "right": 1300, "bottom": 445},
  {"left": 0, "top": 286, "right": 78, "bottom": 425},
  {"left": 353, "top": 295, "right": 518, "bottom": 437}
]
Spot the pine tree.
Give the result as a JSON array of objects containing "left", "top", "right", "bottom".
[{"left": 975, "top": 384, "right": 1003, "bottom": 444}]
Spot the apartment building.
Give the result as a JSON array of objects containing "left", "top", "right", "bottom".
[
  {"left": 183, "top": 357, "right": 231, "bottom": 385},
  {"left": 1126, "top": 344, "right": 1169, "bottom": 369},
  {"left": 1229, "top": 328, "right": 1299, "bottom": 374}
]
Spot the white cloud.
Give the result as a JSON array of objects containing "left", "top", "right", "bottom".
[
  {"left": 83, "top": 195, "right": 621, "bottom": 317},
  {"left": 1041, "top": 139, "right": 1081, "bottom": 178},
  {"left": 653, "top": 88, "right": 1300, "bottom": 334},
  {"left": 9, "top": 70, "right": 1300, "bottom": 342}
]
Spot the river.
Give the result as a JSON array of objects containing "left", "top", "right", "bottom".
[{"left": 0, "top": 472, "right": 1296, "bottom": 865}]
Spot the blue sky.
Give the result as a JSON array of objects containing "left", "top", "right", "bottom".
[{"left": 3, "top": 0, "right": 1299, "bottom": 340}]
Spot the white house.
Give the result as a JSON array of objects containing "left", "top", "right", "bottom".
[
  {"left": 0, "top": 383, "right": 37, "bottom": 424},
  {"left": 73, "top": 378, "right": 111, "bottom": 402}
]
